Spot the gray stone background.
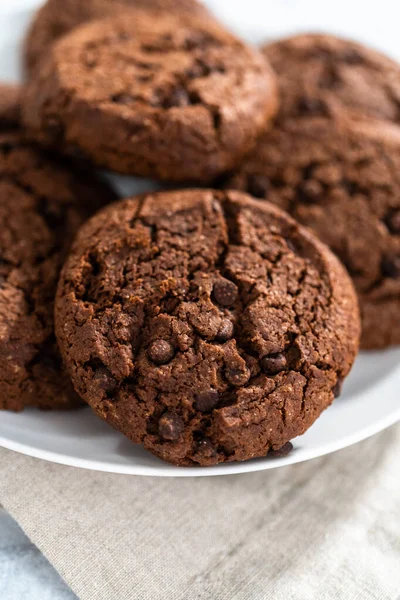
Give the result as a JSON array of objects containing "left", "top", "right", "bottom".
[{"left": 0, "top": 509, "right": 76, "bottom": 599}]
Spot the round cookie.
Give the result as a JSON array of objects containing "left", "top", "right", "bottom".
[
  {"left": 0, "top": 83, "right": 22, "bottom": 129},
  {"left": 24, "top": 0, "right": 212, "bottom": 76},
  {"left": 0, "top": 132, "right": 114, "bottom": 411},
  {"left": 22, "top": 12, "right": 278, "bottom": 182},
  {"left": 224, "top": 117, "right": 400, "bottom": 349},
  {"left": 55, "top": 189, "right": 360, "bottom": 467},
  {"left": 263, "top": 33, "right": 400, "bottom": 123}
]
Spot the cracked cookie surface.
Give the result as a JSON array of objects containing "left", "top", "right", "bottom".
[
  {"left": 22, "top": 12, "right": 278, "bottom": 182},
  {"left": 55, "top": 189, "right": 359, "bottom": 466},
  {"left": 24, "top": 0, "right": 212, "bottom": 76},
  {"left": 263, "top": 33, "right": 400, "bottom": 123},
  {"left": 0, "top": 127, "right": 114, "bottom": 410},
  {"left": 224, "top": 117, "right": 400, "bottom": 349}
]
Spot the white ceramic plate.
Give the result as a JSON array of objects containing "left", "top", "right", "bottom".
[{"left": 0, "top": 0, "right": 399, "bottom": 477}]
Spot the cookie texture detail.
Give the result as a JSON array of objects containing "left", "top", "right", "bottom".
[
  {"left": 24, "top": 0, "right": 212, "bottom": 76},
  {"left": 55, "top": 189, "right": 360, "bottom": 466},
  {"left": 224, "top": 117, "right": 400, "bottom": 349},
  {"left": 0, "top": 126, "right": 114, "bottom": 410},
  {"left": 263, "top": 33, "right": 400, "bottom": 123},
  {"left": 22, "top": 12, "right": 278, "bottom": 181}
]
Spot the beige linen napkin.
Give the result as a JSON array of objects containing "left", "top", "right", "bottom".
[{"left": 0, "top": 425, "right": 400, "bottom": 600}]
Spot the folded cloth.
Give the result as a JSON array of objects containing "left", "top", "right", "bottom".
[{"left": 0, "top": 425, "right": 399, "bottom": 600}]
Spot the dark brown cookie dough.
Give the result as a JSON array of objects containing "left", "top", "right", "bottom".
[
  {"left": 0, "top": 132, "right": 113, "bottom": 411},
  {"left": 263, "top": 33, "right": 400, "bottom": 123},
  {"left": 224, "top": 117, "right": 400, "bottom": 349},
  {"left": 0, "top": 83, "right": 22, "bottom": 129},
  {"left": 22, "top": 12, "right": 278, "bottom": 182},
  {"left": 24, "top": 0, "right": 212, "bottom": 76},
  {"left": 55, "top": 189, "right": 360, "bottom": 467}
]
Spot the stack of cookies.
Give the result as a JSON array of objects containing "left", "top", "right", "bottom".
[{"left": 0, "top": 0, "right": 398, "bottom": 467}]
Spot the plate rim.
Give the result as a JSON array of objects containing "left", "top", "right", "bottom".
[{"left": 1, "top": 403, "right": 400, "bottom": 477}]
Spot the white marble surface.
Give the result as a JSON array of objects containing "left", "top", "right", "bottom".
[{"left": 0, "top": 509, "right": 76, "bottom": 600}]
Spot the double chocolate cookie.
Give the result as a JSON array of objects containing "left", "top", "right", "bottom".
[
  {"left": 263, "top": 33, "right": 400, "bottom": 123},
  {"left": 22, "top": 12, "right": 278, "bottom": 182},
  {"left": 0, "top": 83, "right": 21, "bottom": 129},
  {"left": 224, "top": 117, "right": 400, "bottom": 349},
  {"left": 55, "top": 190, "right": 360, "bottom": 466},
  {"left": 24, "top": 0, "right": 212, "bottom": 76},
  {"left": 0, "top": 92, "right": 114, "bottom": 410}
]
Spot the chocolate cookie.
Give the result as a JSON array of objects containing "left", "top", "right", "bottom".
[
  {"left": 0, "top": 83, "right": 22, "bottom": 129},
  {"left": 224, "top": 117, "right": 400, "bottom": 349},
  {"left": 55, "top": 189, "right": 360, "bottom": 466},
  {"left": 0, "top": 132, "right": 113, "bottom": 410},
  {"left": 24, "top": 0, "right": 212, "bottom": 76},
  {"left": 263, "top": 33, "right": 400, "bottom": 123},
  {"left": 22, "top": 12, "right": 278, "bottom": 182}
]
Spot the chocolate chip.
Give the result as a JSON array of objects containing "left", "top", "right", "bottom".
[
  {"left": 183, "top": 31, "right": 212, "bottom": 51},
  {"left": 342, "top": 258, "right": 361, "bottom": 278},
  {"left": 332, "top": 378, "right": 343, "bottom": 398},
  {"left": 215, "top": 319, "right": 234, "bottom": 342},
  {"left": 318, "top": 65, "right": 340, "bottom": 89},
  {"left": 186, "top": 64, "right": 204, "bottom": 79},
  {"left": 212, "top": 279, "right": 238, "bottom": 307},
  {"left": 46, "top": 116, "right": 64, "bottom": 140},
  {"left": 111, "top": 93, "right": 136, "bottom": 105},
  {"left": 164, "top": 88, "right": 190, "bottom": 108},
  {"left": 140, "top": 36, "right": 172, "bottom": 52},
  {"left": 194, "top": 389, "right": 219, "bottom": 412},
  {"left": 148, "top": 340, "right": 174, "bottom": 364},
  {"left": 247, "top": 174, "right": 270, "bottom": 199},
  {"left": 297, "top": 96, "right": 327, "bottom": 116},
  {"left": 117, "top": 31, "right": 131, "bottom": 42},
  {"left": 196, "top": 438, "right": 217, "bottom": 457},
  {"left": 186, "top": 60, "right": 225, "bottom": 79},
  {"left": 160, "top": 33, "right": 173, "bottom": 44},
  {"left": 186, "top": 61, "right": 209, "bottom": 79},
  {"left": 158, "top": 413, "right": 184, "bottom": 441},
  {"left": 342, "top": 179, "right": 363, "bottom": 196},
  {"left": 226, "top": 365, "right": 250, "bottom": 387},
  {"left": 119, "top": 287, "right": 134, "bottom": 301},
  {"left": 269, "top": 441, "right": 293, "bottom": 458},
  {"left": 297, "top": 179, "right": 323, "bottom": 204},
  {"left": 340, "top": 48, "right": 364, "bottom": 64},
  {"left": 385, "top": 210, "right": 400, "bottom": 235},
  {"left": 93, "top": 366, "right": 117, "bottom": 393},
  {"left": 136, "top": 73, "right": 153, "bottom": 83},
  {"left": 83, "top": 50, "right": 97, "bottom": 68},
  {"left": 261, "top": 353, "right": 287, "bottom": 375},
  {"left": 381, "top": 255, "right": 400, "bottom": 279},
  {"left": 0, "top": 275, "right": 5, "bottom": 288}
]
